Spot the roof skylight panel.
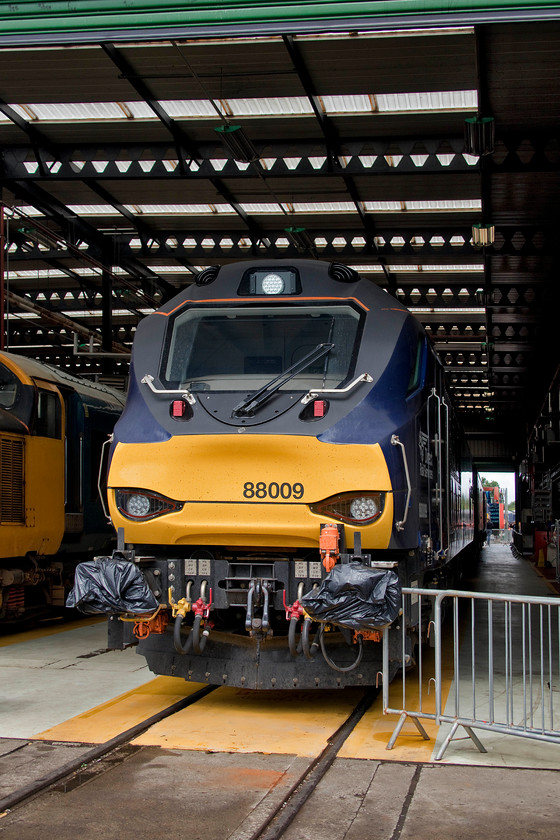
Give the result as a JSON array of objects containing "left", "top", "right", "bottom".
[
  {"left": 122, "top": 203, "right": 235, "bottom": 215},
  {"left": 362, "top": 199, "right": 481, "bottom": 212},
  {"left": 349, "top": 265, "right": 386, "bottom": 272},
  {"left": 12, "top": 206, "right": 42, "bottom": 216},
  {"left": 11, "top": 102, "right": 130, "bottom": 121},
  {"left": 375, "top": 90, "right": 477, "bottom": 113},
  {"left": 51, "top": 200, "right": 481, "bottom": 219},
  {"left": 321, "top": 94, "right": 374, "bottom": 113},
  {"left": 239, "top": 203, "right": 285, "bottom": 214},
  {"left": 68, "top": 205, "right": 121, "bottom": 216},
  {"left": 363, "top": 201, "right": 403, "bottom": 212},
  {"left": 410, "top": 307, "right": 486, "bottom": 314},
  {"left": 160, "top": 100, "right": 218, "bottom": 118},
  {"left": 4, "top": 88, "right": 477, "bottom": 126},
  {"left": 405, "top": 199, "right": 481, "bottom": 211},
  {"left": 290, "top": 201, "right": 357, "bottom": 213},
  {"left": 125, "top": 101, "right": 157, "bottom": 118},
  {"left": 391, "top": 264, "right": 484, "bottom": 272},
  {"left": 222, "top": 97, "right": 314, "bottom": 117},
  {"left": 143, "top": 266, "right": 192, "bottom": 273}
]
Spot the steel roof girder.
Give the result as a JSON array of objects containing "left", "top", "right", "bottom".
[
  {"left": 6, "top": 178, "right": 178, "bottom": 302},
  {"left": 0, "top": 153, "right": 477, "bottom": 180}
]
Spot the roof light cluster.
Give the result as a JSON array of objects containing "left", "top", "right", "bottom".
[
  {"left": 12, "top": 199, "right": 481, "bottom": 219},
  {"left": 0, "top": 90, "right": 477, "bottom": 124}
]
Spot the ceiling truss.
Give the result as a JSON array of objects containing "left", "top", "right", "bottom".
[{"left": 1, "top": 24, "right": 559, "bottom": 465}]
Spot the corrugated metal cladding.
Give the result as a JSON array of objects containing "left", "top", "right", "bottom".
[{"left": 1, "top": 1, "right": 560, "bottom": 44}]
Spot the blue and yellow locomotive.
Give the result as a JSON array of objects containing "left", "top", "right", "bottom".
[
  {"left": 79, "top": 259, "right": 480, "bottom": 688},
  {"left": 0, "top": 351, "right": 125, "bottom": 625}
]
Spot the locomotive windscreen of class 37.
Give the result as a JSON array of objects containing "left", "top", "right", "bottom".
[{"left": 69, "top": 259, "right": 482, "bottom": 689}]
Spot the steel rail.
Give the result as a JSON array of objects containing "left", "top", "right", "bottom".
[
  {"left": 248, "top": 687, "right": 379, "bottom": 840},
  {"left": 0, "top": 683, "right": 218, "bottom": 814}
]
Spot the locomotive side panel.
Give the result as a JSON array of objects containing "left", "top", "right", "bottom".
[{"left": 0, "top": 351, "right": 124, "bottom": 625}]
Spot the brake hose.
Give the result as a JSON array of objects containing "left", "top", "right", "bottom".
[
  {"left": 301, "top": 617, "right": 321, "bottom": 659},
  {"left": 173, "top": 614, "right": 194, "bottom": 655},
  {"left": 320, "top": 629, "right": 364, "bottom": 673}
]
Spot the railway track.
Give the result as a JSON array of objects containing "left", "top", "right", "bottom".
[
  {"left": 247, "top": 687, "right": 379, "bottom": 840},
  {"left": 0, "top": 685, "right": 379, "bottom": 837},
  {"left": 0, "top": 683, "right": 217, "bottom": 814}
]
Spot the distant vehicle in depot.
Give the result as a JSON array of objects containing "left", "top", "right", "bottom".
[
  {"left": 71, "top": 259, "right": 484, "bottom": 689},
  {"left": 0, "top": 351, "right": 125, "bottom": 625}
]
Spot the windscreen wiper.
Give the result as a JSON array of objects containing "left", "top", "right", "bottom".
[{"left": 232, "top": 342, "right": 335, "bottom": 417}]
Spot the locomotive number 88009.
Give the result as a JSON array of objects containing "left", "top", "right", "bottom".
[{"left": 69, "top": 259, "right": 482, "bottom": 689}]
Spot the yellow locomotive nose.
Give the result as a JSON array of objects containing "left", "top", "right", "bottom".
[{"left": 108, "top": 434, "right": 394, "bottom": 550}]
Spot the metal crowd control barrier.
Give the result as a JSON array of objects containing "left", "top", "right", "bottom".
[{"left": 383, "top": 587, "right": 560, "bottom": 760}]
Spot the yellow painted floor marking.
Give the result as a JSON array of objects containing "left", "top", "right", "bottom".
[
  {"left": 530, "top": 563, "right": 560, "bottom": 595},
  {"left": 132, "top": 686, "right": 365, "bottom": 756},
  {"left": 0, "top": 616, "right": 104, "bottom": 648},
  {"left": 341, "top": 633, "right": 456, "bottom": 762},
  {"left": 34, "top": 676, "right": 204, "bottom": 743},
  {"left": 339, "top": 667, "right": 440, "bottom": 761}
]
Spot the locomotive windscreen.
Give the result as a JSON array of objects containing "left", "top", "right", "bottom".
[
  {"left": 162, "top": 304, "right": 362, "bottom": 391},
  {"left": 0, "top": 360, "right": 34, "bottom": 433}
]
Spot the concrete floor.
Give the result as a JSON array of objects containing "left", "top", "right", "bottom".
[
  {"left": 1, "top": 748, "right": 559, "bottom": 840},
  {"left": 0, "top": 619, "right": 151, "bottom": 738}
]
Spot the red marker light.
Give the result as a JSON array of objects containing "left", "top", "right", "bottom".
[
  {"left": 313, "top": 400, "right": 326, "bottom": 418},
  {"left": 172, "top": 399, "right": 186, "bottom": 417}
]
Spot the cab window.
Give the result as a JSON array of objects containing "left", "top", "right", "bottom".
[
  {"left": 162, "top": 304, "right": 362, "bottom": 393},
  {"left": 33, "top": 388, "right": 62, "bottom": 439},
  {"left": 0, "top": 363, "right": 20, "bottom": 409},
  {"left": 407, "top": 337, "right": 426, "bottom": 395}
]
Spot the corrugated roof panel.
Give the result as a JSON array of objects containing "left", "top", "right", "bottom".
[
  {"left": 404, "top": 199, "right": 481, "bottom": 211},
  {"left": 161, "top": 100, "right": 218, "bottom": 118},
  {"left": 11, "top": 102, "right": 127, "bottom": 121},
  {"left": 2, "top": 90, "right": 477, "bottom": 125},
  {"left": 68, "top": 204, "right": 121, "bottom": 215},
  {"left": 412, "top": 264, "right": 485, "bottom": 271},
  {"left": 363, "top": 200, "right": 403, "bottom": 211},
  {"left": 224, "top": 97, "right": 314, "bottom": 117},
  {"left": 323, "top": 90, "right": 477, "bottom": 113},
  {"left": 238, "top": 203, "right": 284, "bottom": 214},
  {"left": 122, "top": 203, "right": 235, "bottom": 215},
  {"left": 321, "top": 94, "right": 373, "bottom": 113},
  {"left": 291, "top": 201, "right": 357, "bottom": 212},
  {"left": 376, "top": 90, "right": 477, "bottom": 112}
]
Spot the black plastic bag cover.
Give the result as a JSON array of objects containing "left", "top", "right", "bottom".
[
  {"left": 301, "top": 561, "right": 401, "bottom": 630},
  {"left": 66, "top": 556, "right": 158, "bottom": 616}
]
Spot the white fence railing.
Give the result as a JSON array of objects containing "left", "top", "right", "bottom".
[{"left": 383, "top": 586, "right": 560, "bottom": 760}]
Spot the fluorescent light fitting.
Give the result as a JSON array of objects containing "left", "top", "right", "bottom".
[
  {"left": 284, "top": 226, "right": 315, "bottom": 253},
  {"left": 464, "top": 116, "right": 495, "bottom": 157},
  {"left": 214, "top": 124, "right": 260, "bottom": 163},
  {"left": 472, "top": 223, "right": 495, "bottom": 246}
]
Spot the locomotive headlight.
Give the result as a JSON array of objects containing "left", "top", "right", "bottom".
[
  {"left": 310, "top": 492, "right": 385, "bottom": 526},
  {"left": 127, "top": 494, "right": 151, "bottom": 518},
  {"left": 115, "top": 489, "right": 183, "bottom": 521},
  {"left": 350, "top": 496, "right": 380, "bottom": 521},
  {"left": 261, "top": 272, "right": 285, "bottom": 294},
  {"left": 242, "top": 268, "right": 299, "bottom": 295}
]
